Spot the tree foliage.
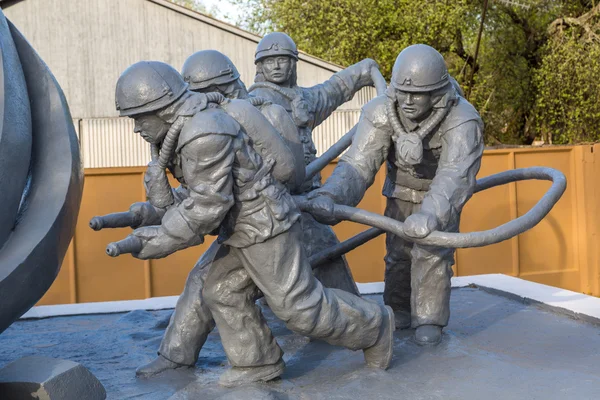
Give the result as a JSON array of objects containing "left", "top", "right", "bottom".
[
  {"left": 236, "top": 0, "right": 599, "bottom": 145},
  {"left": 533, "top": 3, "right": 600, "bottom": 143}
]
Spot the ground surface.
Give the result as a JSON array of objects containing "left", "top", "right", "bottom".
[{"left": 1, "top": 288, "right": 599, "bottom": 399}]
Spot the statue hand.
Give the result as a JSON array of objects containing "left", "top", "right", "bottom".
[
  {"left": 305, "top": 194, "right": 340, "bottom": 226},
  {"left": 129, "top": 202, "right": 163, "bottom": 228},
  {"left": 403, "top": 213, "right": 438, "bottom": 239},
  {"left": 130, "top": 226, "right": 176, "bottom": 260}
]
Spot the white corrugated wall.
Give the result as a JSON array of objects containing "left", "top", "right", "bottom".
[{"left": 80, "top": 109, "right": 363, "bottom": 168}]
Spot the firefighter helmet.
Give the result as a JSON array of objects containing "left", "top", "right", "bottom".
[
  {"left": 115, "top": 61, "right": 188, "bottom": 116},
  {"left": 390, "top": 44, "right": 449, "bottom": 93},
  {"left": 182, "top": 50, "right": 240, "bottom": 91},
  {"left": 255, "top": 32, "right": 299, "bottom": 64}
]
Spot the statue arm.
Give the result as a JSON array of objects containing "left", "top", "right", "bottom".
[
  {"left": 419, "top": 121, "right": 484, "bottom": 230},
  {"left": 308, "top": 58, "right": 378, "bottom": 128},
  {"left": 311, "top": 114, "right": 390, "bottom": 206},
  {"left": 156, "top": 133, "right": 235, "bottom": 250}
]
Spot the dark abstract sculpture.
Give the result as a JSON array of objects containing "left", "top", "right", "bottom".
[
  {"left": 0, "top": 9, "right": 83, "bottom": 335},
  {"left": 0, "top": 8, "right": 104, "bottom": 399}
]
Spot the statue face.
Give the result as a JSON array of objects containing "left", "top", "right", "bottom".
[
  {"left": 261, "top": 56, "right": 294, "bottom": 84},
  {"left": 395, "top": 90, "right": 434, "bottom": 122},
  {"left": 133, "top": 113, "right": 170, "bottom": 144}
]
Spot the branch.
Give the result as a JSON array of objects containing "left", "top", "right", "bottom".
[
  {"left": 503, "top": 5, "right": 533, "bottom": 39},
  {"left": 452, "top": 29, "right": 480, "bottom": 73},
  {"left": 547, "top": 3, "right": 600, "bottom": 42}
]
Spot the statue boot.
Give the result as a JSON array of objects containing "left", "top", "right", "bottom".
[
  {"left": 363, "top": 305, "right": 395, "bottom": 369},
  {"left": 135, "top": 355, "right": 189, "bottom": 378},
  {"left": 414, "top": 324, "right": 442, "bottom": 346},
  {"left": 394, "top": 310, "right": 411, "bottom": 330},
  {"left": 219, "top": 359, "right": 286, "bottom": 387}
]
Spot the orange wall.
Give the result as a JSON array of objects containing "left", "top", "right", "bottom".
[{"left": 38, "top": 145, "right": 600, "bottom": 305}]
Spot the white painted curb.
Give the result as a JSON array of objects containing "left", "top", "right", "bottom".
[
  {"left": 20, "top": 274, "right": 600, "bottom": 321},
  {"left": 452, "top": 274, "right": 600, "bottom": 321}
]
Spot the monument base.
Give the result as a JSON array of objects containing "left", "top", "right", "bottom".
[
  {"left": 0, "top": 356, "right": 106, "bottom": 400},
  {"left": 1, "top": 276, "right": 599, "bottom": 399}
]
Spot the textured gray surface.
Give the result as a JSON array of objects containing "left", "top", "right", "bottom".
[
  {"left": 1, "top": 289, "right": 599, "bottom": 400},
  {"left": 0, "top": 356, "right": 106, "bottom": 400}
]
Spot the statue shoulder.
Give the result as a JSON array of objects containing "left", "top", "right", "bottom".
[
  {"left": 177, "top": 108, "right": 240, "bottom": 152},
  {"left": 361, "top": 95, "right": 389, "bottom": 128},
  {"left": 440, "top": 97, "right": 483, "bottom": 133},
  {"left": 257, "top": 101, "right": 287, "bottom": 121}
]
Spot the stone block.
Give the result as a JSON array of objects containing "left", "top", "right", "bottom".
[{"left": 0, "top": 356, "right": 106, "bottom": 400}]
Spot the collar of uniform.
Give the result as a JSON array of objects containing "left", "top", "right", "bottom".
[
  {"left": 433, "top": 84, "right": 458, "bottom": 109},
  {"left": 401, "top": 114, "right": 420, "bottom": 132}
]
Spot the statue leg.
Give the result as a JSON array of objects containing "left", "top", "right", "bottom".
[
  {"left": 202, "top": 246, "right": 283, "bottom": 370},
  {"left": 136, "top": 241, "right": 222, "bottom": 377},
  {"left": 157, "top": 240, "right": 224, "bottom": 365},
  {"left": 383, "top": 197, "right": 418, "bottom": 329},
  {"left": 409, "top": 215, "right": 459, "bottom": 345},
  {"left": 300, "top": 211, "right": 360, "bottom": 296},
  {"left": 205, "top": 223, "right": 391, "bottom": 387}
]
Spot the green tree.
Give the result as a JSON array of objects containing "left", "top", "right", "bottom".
[
  {"left": 532, "top": 3, "right": 600, "bottom": 144},
  {"left": 236, "top": 0, "right": 599, "bottom": 145}
]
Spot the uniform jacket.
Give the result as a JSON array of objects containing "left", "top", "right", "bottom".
[
  {"left": 314, "top": 91, "right": 484, "bottom": 230},
  {"left": 159, "top": 107, "right": 300, "bottom": 249}
]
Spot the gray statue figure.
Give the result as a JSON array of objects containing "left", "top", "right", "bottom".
[
  {"left": 247, "top": 32, "right": 380, "bottom": 299},
  {"left": 132, "top": 50, "right": 354, "bottom": 378},
  {"left": 307, "top": 44, "right": 484, "bottom": 346},
  {"left": 182, "top": 49, "right": 359, "bottom": 292},
  {"left": 111, "top": 61, "right": 394, "bottom": 387}
]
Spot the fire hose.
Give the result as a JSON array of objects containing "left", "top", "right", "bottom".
[
  {"left": 298, "top": 167, "right": 566, "bottom": 267},
  {"left": 100, "top": 66, "right": 566, "bottom": 264},
  {"left": 105, "top": 167, "right": 566, "bottom": 265},
  {"left": 305, "top": 66, "right": 386, "bottom": 181}
]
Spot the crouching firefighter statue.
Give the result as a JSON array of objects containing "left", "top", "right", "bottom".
[
  {"left": 308, "top": 44, "right": 484, "bottom": 346},
  {"left": 107, "top": 61, "right": 394, "bottom": 387},
  {"left": 181, "top": 48, "right": 359, "bottom": 294}
]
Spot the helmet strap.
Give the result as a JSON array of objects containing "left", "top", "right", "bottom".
[{"left": 386, "top": 94, "right": 455, "bottom": 165}]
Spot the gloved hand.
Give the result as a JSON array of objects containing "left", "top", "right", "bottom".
[
  {"left": 358, "top": 58, "right": 380, "bottom": 87},
  {"left": 129, "top": 202, "right": 165, "bottom": 228},
  {"left": 403, "top": 212, "right": 438, "bottom": 239},
  {"left": 305, "top": 194, "right": 340, "bottom": 226},
  {"left": 129, "top": 226, "right": 204, "bottom": 260}
]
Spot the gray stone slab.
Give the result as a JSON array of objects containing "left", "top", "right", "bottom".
[
  {"left": 1, "top": 289, "right": 599, "bottom": 399},
  {"left": 0, "top": 356, "right": 106, "bottom": 400}
]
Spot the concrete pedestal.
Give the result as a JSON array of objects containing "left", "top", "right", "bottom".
[{"left": 0, "top": 356, "right": 106, "bottom": 400}]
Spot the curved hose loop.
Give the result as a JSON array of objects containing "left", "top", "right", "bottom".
[
  {"left": 297, "top": 167, "right": 567, "bottom": 249},
  {"left": 370, "top": 66, "right": 387, "bottom": 97}
]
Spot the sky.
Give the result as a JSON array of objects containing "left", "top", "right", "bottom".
[{"left": 202, "top": 0, "right": 244, "bottom": 25}]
